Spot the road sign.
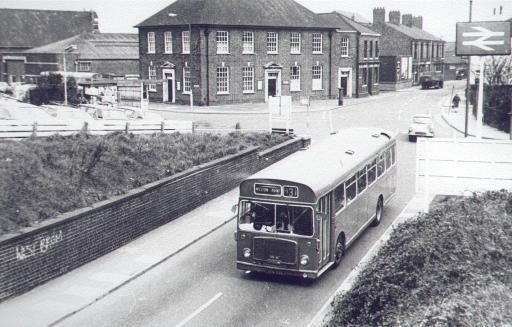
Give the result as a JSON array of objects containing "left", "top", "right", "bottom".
[{"left": 456, "top": 21, "right": 511, "bottom": 56}]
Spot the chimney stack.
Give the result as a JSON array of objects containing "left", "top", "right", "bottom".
[
  {"left": 373, "top": 7, "right": 385, "bottom": 25},
  {"left": 412, "top": 16, "right": 423, "bottom": 29},
  {"left": 402, "top": 14, "right": 413, "bottom": 27},
  {"left": 389, "top": 11, "right": 401, "bottom": 25}
]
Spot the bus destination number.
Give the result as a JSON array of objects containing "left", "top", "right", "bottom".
[
  {"left": 283, "top": 186, "right": 298, "bottom": 198},
  {"left": 254, "top": 184, "right": 281, "bottom": 196}
]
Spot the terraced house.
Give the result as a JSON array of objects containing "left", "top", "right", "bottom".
[{"left": 136, "top": 0, "right": 372, "bottom": 106}]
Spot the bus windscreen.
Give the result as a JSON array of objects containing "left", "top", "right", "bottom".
[{"left": 238, "top": 201, "right": 313, "bottom": 236}]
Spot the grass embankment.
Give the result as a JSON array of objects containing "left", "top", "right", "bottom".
[
  {"left": 0, "top": 132, "right": 291, "bottom": 235},
  {"left": 328, "top": 191, "right": 512, "bottom": 326}
]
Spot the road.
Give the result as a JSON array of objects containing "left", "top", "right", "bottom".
[{"left": 57, "top": 82, "right": 464, "bottom": 327}]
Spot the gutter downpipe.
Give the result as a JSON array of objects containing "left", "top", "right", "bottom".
[
  {"left": 355, "top": 32, "right": 360, "bottom": 98},
  {"left": 205, "top": 27, "right": 210, "bottom": 106},
  {"left": 328, "top": 30, "right": 333, "bottom": 99}
]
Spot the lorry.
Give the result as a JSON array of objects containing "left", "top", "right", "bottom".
[{"left": 419, "top": 72, "right": 444, "bottom": 89}]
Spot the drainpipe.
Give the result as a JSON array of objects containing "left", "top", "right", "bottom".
[
  {"left": 205, "top": 28, "right": 210, "bottom": 106},
  {"left": 355, "top": 33, "right": 360, "bottom": 98},
  {"left": 328, "top": 31, "right": 333, "bottom": 99}
]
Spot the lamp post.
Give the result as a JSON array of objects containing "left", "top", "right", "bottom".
[{"left": 63, "top": 44, "right": 77, "bottom": 106}]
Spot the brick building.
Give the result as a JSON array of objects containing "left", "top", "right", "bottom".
[
  {"left": 443, "top": 42, "right": 467, "bottom": 80},
  {"left": 12, "top": 33, "right": 139, "bottom": 83},
  {"left": 370, "top": 8, "right": 445, "bottom": 90},
  {"left": 136, "top": 0, "right": 368, "bottom": 106},
  {"left": 0, "top": 8, "right": 98, "bottom": 82}
]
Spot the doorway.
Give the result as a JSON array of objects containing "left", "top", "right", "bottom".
[
  {"left": 162, "top": 68, "right": 175, "bottom": 103},
  {"left": 265, "top": 70, "right": 281, "bottom": 101},
  {"left": 368, "top": 68, "right": 373, "bottom": 95},
  {"left": 339, "top": 76, "right": 348, "bottom": 96},
  {"left": 338, "top": 68, "right": 352, "bottom": 97}
]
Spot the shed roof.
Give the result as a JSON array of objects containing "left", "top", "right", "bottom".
[
  {"left": 24, "top": 33, "right": 139, "bottom": 60},
  {"left": 247, "top": 127, "right": 395, "bottom": 198},
  {"left": 0, "top": 8, "right": 97, "bottom": 48},
  {"left": 136, "top": 0, "right": 335, "bottom": 29}
]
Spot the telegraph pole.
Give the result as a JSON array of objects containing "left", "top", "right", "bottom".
[{"left": 464, "top": 0, "right": 473, "bottom": 137}]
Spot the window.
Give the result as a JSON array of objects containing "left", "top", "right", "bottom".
[
  {"left": 377, "top": 154, "right": 385, "bottom": 177},
  {"left": 183, "top": 66, "right": 191, "bottom": 94},
  {"left": 312, "top": 65, "right": 322, "bottom": 90},
  {"left": 216, "top": 31, "right": 229, "bottom": 54},
  {"left": 290, "top": 32, "right": 301, "bottom": 54},
  {"left": 77, "top": 61, "right": 91, "bottom": 72},
  {"left": 413, "top": 42, "right": 417, "bottom": 59},
  {"left": 357, "top": 167, "right": 367, "bottom": 193},
  {"left": 340, "top": 37, "right": 349, "bottom": 57},
  {"left": 182, "top": 31, "right": 190, "bottom": 54},
  {"left": 148, "top": 66, "right": 157, "bottom": 91},
  {"left": 164, "top": 32, "right": 173, "bottom": 53},
  {"left": 267, "top": 32, "right": 278, "bottom": 53},
  {"left": 374, "top": 67, "right": 379, "bottom": 83},
  {"left": 369, "top": 41, "right": 373, "bottom": 59},
  {"left": 431, "top": 43, "right": 435, "bottom": 59},
  {"left": 367, "top": 158, "right": 377, "bottom": 185},
  {"left": 290, "top": 66, "right": 300, "bottom": 91},
  {"left": 420, "top": 43, "right": 424, "bottom": 59},
  {"left": 375, "top": 41, "right": 379, "bottom": 57},
  {"left": 391, "top": 145, "right": 396, "bottom": 165},
  {"left": 216, "top": 67, "right": 229, "bottom": 94},
  {"left": 363, "top": 40, "right": 368, "bottom": 58},
  {"left": 346, "top": 174, "right": 357, "bottom": 202},
  {"left": 385, "top": 148, "right": 392, "bottom": 169},
  {"left": 334, "top": 184, "right": 345, "bottom": 212},
  {"left": 147, "top": 32, "right": 155, "bottom": 53},
  {"left": 242, "top": 66, "right": 254, "bottom": 93},
  {"left": 312, "top": 33, "right": 322, "bottom": 53},
  {"left": 362, "top": 67, "right": 367, "bottom": 86},
  {"left": 242, "top": 31, "right": 254, "bottom": 54}
]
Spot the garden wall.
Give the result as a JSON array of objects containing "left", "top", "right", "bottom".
[{"left": 0, "top": 136, "right": 310, "bottom": 301}]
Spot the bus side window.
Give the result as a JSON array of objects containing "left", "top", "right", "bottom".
[
  {"left": 346, "top": 174, "right": 357, "bottom": 202},
  {"left": 377, "top": 154, "right": 385, "bottom": 177},
  {"left": 334, "top": 183, "right": 345, "bottom": 211},
  {"left": 367, "top": 159, "right": 377, "bottom": 185},
  {"left": 391, "top": 145, "right": 396, "bottom": 165},
  {"left": 357, "top": 167, "right": 367, "bottom": 193},
  {"left": 385, "top": 148, "right": 392, "bottom": 169}
]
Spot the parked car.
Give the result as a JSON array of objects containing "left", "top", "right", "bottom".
[
  {"left": 455, "top": 69, "right": 466, "bottom": 80},
  {"left": 408, "top": 114, "right": 434, "bottom": 142},
  {"left": 420, "top": 72, "right": 444, "bottom": 89}
]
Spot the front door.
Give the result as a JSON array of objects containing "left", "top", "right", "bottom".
[
  {"left": 340, "top": 76, "right": 348, "bottom": 96},
  {"left": 368, "top": 69, "right": 373, "bottom": 95},
  {"left": 317, "top": 196, "right": 331, "bottom": 267},
  {"left": 265, "top": 70, "right": 281, "bottom": 101},
  {"left": 162, "top": 68, "right": 175, "bottom": 103},
  {"left": 268, "top": 78, "right": 277, "bottom": 97},
  {"left": 167, "top": 79, "right": 174, "bottom": 102}
]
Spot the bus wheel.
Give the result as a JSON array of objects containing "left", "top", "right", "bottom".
[
  {"left": 333, "top": 234, "right": 345, "bottom": 268},
  {"left": 370, "top": 198, "right": 383, "bottom": 227}
]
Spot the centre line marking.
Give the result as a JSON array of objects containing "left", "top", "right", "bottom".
[{"left": 176, "top": 292, "right": 223, "bottom": 327}]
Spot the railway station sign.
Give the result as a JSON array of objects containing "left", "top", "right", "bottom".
[{"left": 456, "top": 21, "right": 511, "bottom": 56}]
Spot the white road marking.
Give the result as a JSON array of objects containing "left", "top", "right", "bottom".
[{"left": 176, "top": 292, "right": 223, "bottom": 327}]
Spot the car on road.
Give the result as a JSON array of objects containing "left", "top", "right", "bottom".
[
  {"left": 420, "top": 72, "right": 444, "bottom": 89},
  {"left": 408, "top": 114, "right": 434, "bottom": 142}
]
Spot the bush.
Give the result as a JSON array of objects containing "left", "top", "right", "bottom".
[
  {"left": 328, "top": 191, "right": 512, "bottom": 326},
  {"left": 28, "top": 73, "right": 79, "bottom": 106},
  {"left": 0, "top": 132, "right": 291, "bottom": 235},
  {"left": 472, "top": 85, "right": 511, "bottom": 133}
]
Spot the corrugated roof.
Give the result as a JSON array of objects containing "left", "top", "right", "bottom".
[
  {"left": 385, "top": 22, "right": 444, "bottom": 41},
  {"left": 24, "top": 33, "right": 139, "bottom": 60},
  {"left": 0, "top": 8, "right": 96, "bottom": 48},
  {"left": 136, "top": 0, "right": 336, "bottom": 29}
]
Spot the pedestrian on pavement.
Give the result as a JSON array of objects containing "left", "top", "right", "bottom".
[{"left": 452, "top": 94, "right": 461, "bottom": 108}]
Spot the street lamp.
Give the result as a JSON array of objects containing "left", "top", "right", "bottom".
[{"left": 63, "top": 44, "right": 77, "bottom": 106}]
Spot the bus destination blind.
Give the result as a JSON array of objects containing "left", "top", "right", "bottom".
[{"left": 254, "top": 183, "right": 282, "bottom": 196}]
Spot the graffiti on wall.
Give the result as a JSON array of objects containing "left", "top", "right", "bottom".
[{"left": 15, "top": 230, "right": 63, "bottom": 260}]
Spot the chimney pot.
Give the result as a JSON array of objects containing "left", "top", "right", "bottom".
[
  {"left": 373, "top": 7, "right": 385, "bottom": 25},
  {"left": 389, "top": 10, "right": 401, "bottom": 25},
  {"left": 402, "top": 14, "right": 413, "bottom": 27}
]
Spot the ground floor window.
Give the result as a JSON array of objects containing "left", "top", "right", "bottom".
[
  {"left": 312, "top": 65, "right": 322, "bottom": 90},
  {"left": 374, "top": 67, "right": 379, "bottom": 84},
  {"left": 216, "top": 67, "right": 229, "bottom": 94},
  {"left": 242, "top": 66, "right": 254, "bottom": 93},
  {"left": 290, "top": 66, "right": 300, "bottom": 91},
  {"left": 148, "top": 66, "right": 157, "bottom": 92},
  {"left": 183, "top": 66, "right": 191, "bottom": 94},
  {"left": 362, "top": 67, "right": 367, "bottom": 86}
]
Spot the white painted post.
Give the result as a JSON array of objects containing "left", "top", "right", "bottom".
[
  {"left": 476, "top": 58, "right": 485, "bottom": 139},
  {"left": 328, "top": 109, "right": 334, "bottom": 134},
  {"left": 423, "top": 139, "right": 430, "bottom": 212}
]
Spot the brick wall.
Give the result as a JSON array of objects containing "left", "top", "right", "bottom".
[{"left": 0, "top": 136, "right": 310, "bottom": 301}]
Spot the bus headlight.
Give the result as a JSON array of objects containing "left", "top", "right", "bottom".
[
  {"left": 243, "top": 248, "right": 251, "bottom": 258},
  {"left": 300, "top": 255, "right": 309, "bottom": 266}
]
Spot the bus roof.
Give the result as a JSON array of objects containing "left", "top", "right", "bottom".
[{"left": 246, "top": 127, "right": 395, "bottom": 199}]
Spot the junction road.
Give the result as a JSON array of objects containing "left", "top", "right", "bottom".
[{"left": 57, "top": 82, "right": 465, "bottom": 327}]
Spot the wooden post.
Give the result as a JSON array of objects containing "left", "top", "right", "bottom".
[
  {"left": 161, "top": 120, "right": 165, "bottom": 133},
  {"left": 125, "top": 121, "right": 130, "bottom": 134},
  {"left": 32, "top": 122, "right": 38, "bottom": 136},
  {"left": 83, "top": 121, "right": 88, "bottom": 134}
]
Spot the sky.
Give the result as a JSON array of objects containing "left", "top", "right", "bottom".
[{"left": 2, "top": 0, "right": 511, "bottom": 41}]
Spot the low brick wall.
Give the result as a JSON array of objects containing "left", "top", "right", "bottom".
[{"left": 0, "top": 136, "right": 310, "bottom": 301}]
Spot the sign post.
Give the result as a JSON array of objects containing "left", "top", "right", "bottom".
[{"left": 455, "top": 21, "right": 511, "bottom": 139}]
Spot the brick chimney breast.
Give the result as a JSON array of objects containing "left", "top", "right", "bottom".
[
  {"left": 402, "top": 14, "right": 413, "bottom": 27},
  {"left": 413, "top": 16, "right": 423, "bottom": 29},
  {"left": 389, "top": 10, "right": 401, "bottom": 25},
  {"left": 373, "top": 7, "right": 385, "bottom": 25}
]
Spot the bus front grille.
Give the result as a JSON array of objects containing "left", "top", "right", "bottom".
[{"left": 253, "top": 237, "right": 297, "bottom": 265}]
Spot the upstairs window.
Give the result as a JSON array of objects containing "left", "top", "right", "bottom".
[
  {"left": 290, "top": 32, "right": 301, "bottom": 54},
  {"left": 164, "top": 32, "right": 173, "bottom": 53},
  {"left": 183, "top": 66, "right": 191, "bottom": 94},
  {"left": 182, "top": 31, "right": 190, "bottom": 54},
  {"left": 216, "top": 31, "right": 229, "bottom": 54},
  {"left": 242, "top": 31, "right": 254, "bottom": 54},
  {"left": 375, "top": 40, "right": 379, "bottom": 57},
  {"left": 369, "top": 41, "right": 373, "bottom": 58},
  {"left": 267, "top": 32, "right": 278, "bottom": 53},
  {"left": 340, "top": 37, "right": 349, "bottom": 57},
  {"left": 312, "top": 65, "right": 322, "bottom": 90},
  {"left": 363, "top": 40, "right": 368, "bottom": 59},
  {"left": 290, "top": 66, "right": 301, "bottom": 91},
  {"left": 312, "top": 33, "right": 322, "bottom": 53},
  {"left": 147, "top": 32, "right": 155, "bottom": 53}
]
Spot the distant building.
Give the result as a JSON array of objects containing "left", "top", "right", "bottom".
[
  {"left": 443, "top": 42, "right": 467, "bottom": 81},
  {"left": 370, "top": 8, "right": 445, "bottom": 90},
  {"left": 0, "top": 8, "right": 99, "bottom": 82},
  {"left": 13, "top": 33, "right": 139, "bottom": 83},
  {"left": 136, "top": 0, "right": 369, "bottom": 106}
]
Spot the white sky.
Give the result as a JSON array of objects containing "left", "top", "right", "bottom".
[{"left": 1, "top": 0, "right": 511, "bottom": 41}]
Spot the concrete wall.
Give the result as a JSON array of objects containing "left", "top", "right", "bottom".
[{"left": 0, "top": 136, "right": 310, "bottom": 301}]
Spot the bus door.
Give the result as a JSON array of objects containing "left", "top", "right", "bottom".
[{"left": 317, "top": 195, "right": 331, "bottom": 267}]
